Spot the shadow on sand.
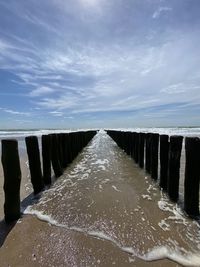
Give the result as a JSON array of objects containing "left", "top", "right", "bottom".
[{"left": 0, "top": 180, "right": 53, "bottom": 248}]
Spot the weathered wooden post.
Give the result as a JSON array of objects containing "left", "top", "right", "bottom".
[
  {"left": 145, "top": 133, "right": 152, "bottom": 173},
  {"left": 70, "top": 132, "right": 75, "bottom": 161},
  {"left": 67, "top": 133, "right": 73, "bottom": 164},
  {"left": 1, "top": 140, "right": 21, "bottom": 223},
  {"left": 184, "top": 137, "right": 200, "bottom": 217},
  {"left": 50, "top": 134, "right": 63, "bottom": 178},
  {"left": 167, "top": 135, "right": 183, "bottom": 202},
  {"left": 126, "top": 132, "right": 131, "bottom": 155},
  {"left": 61, "top": 133, "right": 68, "bottom": 168},
  {"left": 57, "top": 133, "right": 64, "bottom": 168},
  {"left": 159, "top": 134, "right": 169, "bottom": 191},
  {"left": 134, "top": 132, "right": 139, "bottom": 164},
  {"left": 138, "top": 132, "right": 145, "bottom": 168},
  {"left": 129, "top": 132, "right": 134, "bottom": 158},
  {"left": 25, "top": 136, "right": 44, "bottom": 194},
  {"left": 150, "top": 133, "right": 159, "bottom": 180},
  {"left": 42, "top": 135, "right": 51, "bottom": 185},
  {"left": 65, "top": 133, "right": 72, "bottom": 165}
]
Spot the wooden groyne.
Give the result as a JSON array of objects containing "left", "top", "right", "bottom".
[
  {"left": 1, "top": 131, "right": 96, "bottom": 223},
  {"left": 107, "top": 130, "right": 200, "bottom": 219}
]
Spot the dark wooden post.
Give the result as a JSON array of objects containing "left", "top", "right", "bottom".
[
  {"left": 42, "top": 135, "right": 51, "bottom": 185},
  {"left": 150, "top": 133, "right": 159, "bottom": 180},
  {"left": 67, "top": 133, "right": 73, "bottom": 164},
  {"left": 145, "top": 133, "right": 152, "bottom": 173},
  {"left": 134, "top": 133, "right": 139, "bottom": 164},
  {"left": 138, "top": 133, "right": 145, "bottom": 168},
  {"left": 50, "top": 134, "right": 63, "bottom": 178},
  {"left": 131, "top": 132, "right": 136, "bottom": 159},
  {"left": 65, "top": 133, "right": 72, "bottom": 165},
  {"left": 56, "top": 133, "right": 63, "bottom": 168},
  {"left": 1, "top": 140, "right": 21, "bottom": 223},
  {"left": 129, "top": 132, "right": 134, "bottom": 158},
  {"left": 25, "top": 136, "right": 44, "bottom": 194},
  {"left": 159, "top": 135, "right": 169, "bottom": 191},
  {"left": 167, "top": 135, "right": 183, "bottom": 202},
  {"left": 61, "top": 133, "right": 68, "bottom": 168},
  {"left": 184, "top": 137, "right": 200, "bottom": 217}
]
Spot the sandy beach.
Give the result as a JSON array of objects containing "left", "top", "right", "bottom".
[{"left": 0, "top": 130, "right": 200, "bottom": 266}]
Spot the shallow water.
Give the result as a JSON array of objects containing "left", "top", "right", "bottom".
[{"left": 23, "top": 130, "right": 200, "bottom": 266}]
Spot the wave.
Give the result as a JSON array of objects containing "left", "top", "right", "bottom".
[{"left": 24, "top": 208, "right": 200, "bottom": 266}]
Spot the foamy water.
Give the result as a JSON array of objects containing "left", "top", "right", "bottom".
[
  {"left": 23, "top": 130, "right": 200, "bottom": 266},
  {"left": 0, "top": 128, "right": 98, "bottom": 139},
  {"left": 24, "top": 207, "right": 200, "bottom": 266},
  {"left": 0, "top": 127, "right": 200, "bottom": 139},
  {"left": 114, "top": 127, "right": 200, "bottom": 137}
]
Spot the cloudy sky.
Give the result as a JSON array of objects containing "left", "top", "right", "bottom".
[{"left": 0, "top": 0, "right": 200, "bottom": 129}]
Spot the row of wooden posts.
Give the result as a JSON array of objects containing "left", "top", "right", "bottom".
[
  {"left": 107, "top": 130, "right": 200, "bottom": 219},
  {"left": 1, "top": 131, "right": 97, "bottom": 223}
]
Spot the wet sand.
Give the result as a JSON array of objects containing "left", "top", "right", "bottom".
[{"left": 0, "top": 131, "right": 200, "bottom": 266}]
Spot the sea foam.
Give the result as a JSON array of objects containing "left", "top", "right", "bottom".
[{"left": 24, "top": 208, "right": 200, "bottom": 266}]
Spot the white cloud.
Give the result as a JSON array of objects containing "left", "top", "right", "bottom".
[
  {"left": 49, "top": 111, "right": 63, "bottom": 116},
  {"left": 29, "top": 86, "right": 55, "bottom": 97},
  {"left": 161, "top": 83, "right": 186, "bottom": 94},
  {"left": 3, "top": 109, "right": 30, "bottom": 116},
  {"left": 152, "top": 6, "right": 172, "bottom": 19}
]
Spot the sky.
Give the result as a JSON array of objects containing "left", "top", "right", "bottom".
[{"left": 0, "top": 0, "right": 200, "bottom": 129}]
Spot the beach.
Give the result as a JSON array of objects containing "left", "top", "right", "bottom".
[{"left": 0, "top": 129, "right": 200, "bottom": 266}]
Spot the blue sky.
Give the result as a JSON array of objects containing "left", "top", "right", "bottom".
[{"left": 0, "top": 0, "right": 200, "bottom": 129}]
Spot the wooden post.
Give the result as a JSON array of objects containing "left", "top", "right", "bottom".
[
  {"left": 56, "top": 133, "right": 63, "bottom": 168},
  {"left": 129, "top": 132, "right": 134, "bottom": 158},
  {"left": 134, "top": 132, "right": 139, "bottom": 164},
  {"left": 167, "top": 135, "right": 183, "bottom": 202},
  {"left": 159, "top": 135, "right": 169, "bottom": 191},
  {"left": 138, "top": 133, "right": 145, "bottom": 168},
  {"left": 150, "top": 133, "right": 159, "bottom": 180},
  {"left": 65, "top": 133, "right": 72, "bottom": 165},
  {"left": 67, "top": 133, "right": 73, "bottom": 164},
  {"left": 42, "top": 135, "right": 51, "bottom": 185},
  {"left": 61, "top": 133, "right": 68, "bottom": 168},
  {"left": 1, "top": 140, "right": 21, "bottom": 223},
  {"left": 50, "top": 134, "right": 63, "bottom": 178},
  {"left": 184, "top": 137, "right": 200, "bottom": 217},
  {"left": 145, "top": 133, "right": 152, "bottom": 173},
  {"left": 25, "top": 136, "right": 44, "bottom": 194}
]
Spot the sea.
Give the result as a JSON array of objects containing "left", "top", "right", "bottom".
[{"left": 0, "top": 127, "right": 200, "bottom": 139}]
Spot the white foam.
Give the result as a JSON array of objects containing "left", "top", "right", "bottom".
[
  {"left": 92, "top": 159, "right": 109, "bottom": 165},
  {"left": 158, "top": 195, "right": 188, "bottom": 226},
  {"left": 112, "top": 185, "right": 121, "bottom": 192},
  {"left": 128, "top": 257, "right": 135, "bottom": 263},
  {"left": 99, "top": 184, "right": 103, "bottom": 190},
  {"left": 142, "top": 194, "right": 152, "bottom": 200},
  {"left": 87, "top": 200, "right": 94, "bottom": 208},
  {"left": 111, "top": 127, "right": 200, "bottom": 137},
  {"left": 158, "top": 220, "right": 170, "bottom": 231},
  {"left": 143, "top": 246, "right": 200, "bottom": 266},
  {"left": 24, "top": 208, "right": 200, "bottom": 266},
  {"left": 98, "top": 165, "right": 106, "bottom": 171},
  {"left": 24, "top": 207, "right": 58, "bottom": 225}
]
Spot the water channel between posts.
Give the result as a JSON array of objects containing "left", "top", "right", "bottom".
[{"left": 1, "top": 130, "right": 200, "bottom": 266}]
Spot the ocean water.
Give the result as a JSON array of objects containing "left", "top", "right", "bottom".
[
  {"left": 0, "top": 129, "right": 72, "bottom": 139},
  {"left": 0, "top": 127, "right": 200, "bottom": 139},
  {"left": 113, "top": 127, "right": 200, "bottom": 137}
]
